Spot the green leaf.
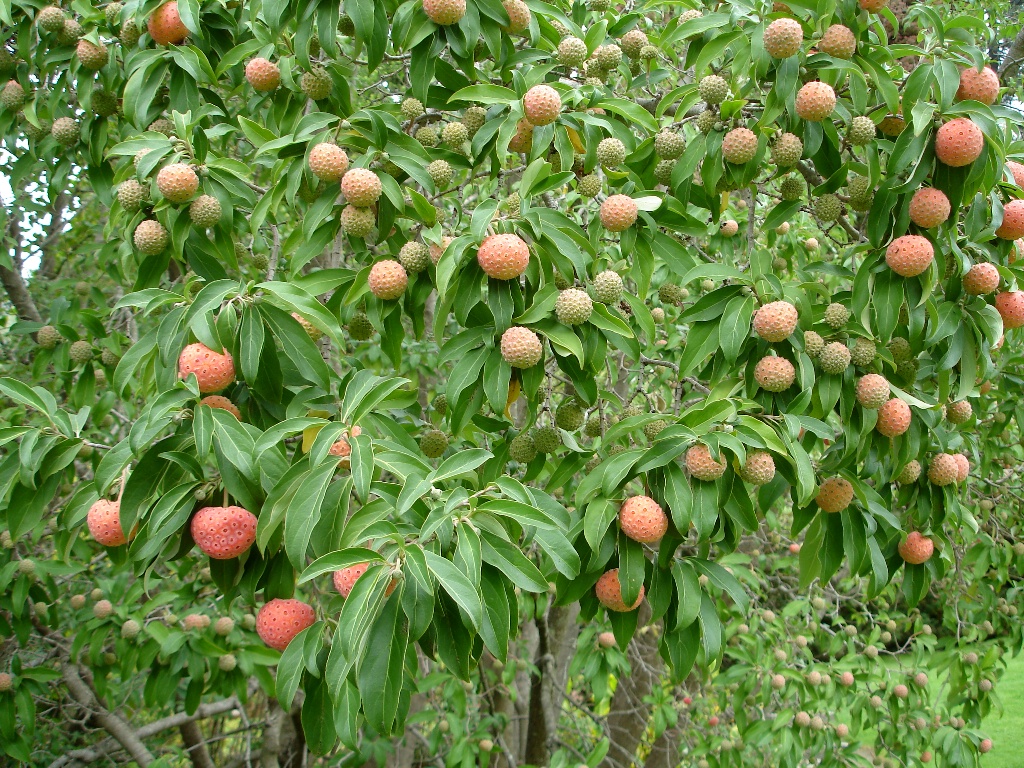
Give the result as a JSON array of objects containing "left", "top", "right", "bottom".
[
  {"left": 299, "top": 548, "right": 384, "bottom": 585},
  {"left": 422, "top": 550, "right": 482, "bottom": 630},
  {"left": 479, "top": 529, "right": 548, "bottom": 592},
  {"left": 277, "top": 622, "right": 324, "bottom": 708},
  {"left": 357, "top": 593, "right": 408, "bottom": 735}
]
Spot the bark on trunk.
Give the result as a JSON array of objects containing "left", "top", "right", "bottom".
[
  {"left": 599, "top": 605, "right": 662, "bottom": 768},
  {"left": 0, "top": 263, "right": 42, "bottom": 323},
  {"left": 179, "top": 720, "right": 215, "bottom": 768}
]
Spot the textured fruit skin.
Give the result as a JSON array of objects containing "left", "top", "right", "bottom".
[
  {"left": 820, "top": 24, "right": 855, "bottom": 58},
  {"left": 69, "top": 340, "right": 93, "bottom": 364},
  {"left": 477, "top": 233, "right": 530, "bottom": 279},
  {"left": 523, "top": 84, "right": 560, "bottom": 126},
  {"left": 763, "top": 18, "right": 803, "bottom": 58},
  {"left": 256, "top": 599, "right": 316, "bottom": 651},
  {"left": 0, "top": 80, "right": 25, "bottom": 112},
  {"left": 420, "top": 429, "right": 449, "bottom": 458},
  {"left": 592, "top": 270, "right": 623, "bottom": 304},
  {"left": 814, "top": 193, "right": 843, "bottom": 222},
  {"left": 423, "top": 0, "right": 467, "bottom": 24},
  {"left": 427, "top": 159, "right": 453, "bottom": 187},
  {"left": 961, "top": 262, "right": 998, "bottom": 295},
  {"left": 595, "top": 569, "right": 644, "bottom": 612},
  {"left": 927, "top": 453, "right": 958, "bottom": 486},
  {"left": 885, "top": 235, "right": 934, "bottom": 277},
  {"left": 183, "top": 613, "right": 209, "bottom": 630},
  {"left": 37, "top": 325, "right": 61, "bottom": 349},
  {"left": 771, "top": 132, "right": 803, "bottom": 167},
  {"left": 738, "top": 450, "right": 776, "bottom": 485},
  {"left": 995, "top": 291, "right": 1024, "bottom": 328},
  {"left": 341, "top": 168, "right": 382, "bottom": 207},
  {"left": 246, "top": 58, "right": 281, "bottom": 91},
  {"left": 754, "top": 356, "right": 795, "bottom": 392},
  {"left": 301, "top": 66, "right": 331, "bottom": 99},
  {"left": 1007, "top": 161, "right": 1024, "bottom": 188},
  {"left": 823, "top": 302, "right": 850, "bottom": 328},
  {"left": 199, "top": 395, "right": 240, "bottom": 419},
  {"left": 720, "top": 219, "right": 739, "bottom": 237},
  {"left": 555, "top": 288, "right": 593, "bottom": 325},
  {"left": 876, "top": 398, "right": 912, "bottom": 437},
  {"left": 859, "top": 0, "right": 887, "bottom": 10},
  {"left": 819, "top": 342, "right": 851, "bottom": 374},
  {"left": 37, "top": 6, "right": 66, "bottom": 33},
  {"left": 51, "top": 117, "right": 79, "bottom": 146},
  {"left": 897, "top": 460, "right": 921, "bottom": 484},
  {"left": 341, "top": 205, "right": 375, "bottom": 237},
  {"left": 87, "top": 500, "right": 127, "bottom": 546},
  {"left": 856, "top": 374, "right": 890, "bottom": 408},
  {"left": 795, "top": 82, "right": 836, "bottom": 122},
  {"left": 508, "top": 118, "right": 533, "bottom": 153},
  {"left": 556, "top": 401, "right": 584, "bottom": 431},
  {"left": 398, "top": 242, "right": 430, "bottom": 273},
  {"left": 935, "top": 118, "right": 984, "bottom": 167},
  {"left": 996, "top": 200, "right": 1024, "bottom": 240},
  {"left": 816, "top": 477, "right": 854, "bottom": 513},
  {"left": 946, "top": 400, "right": 973, "bottom": 424},
  {"left": 148, "top": 2, "right": 189, "bottom": 44},
  {"left": 956, "top": 66, "right": 999, "bottom": 105},
  {"left": 508, "top": 433, "right": 537, "bottom": 463},
  {"left": 533, "top": 426, "right": 561, "bottom": 453},
  {"left": 899, "top": 531, "right": 934, "bottom": 564},
  {"left": 619, "top": 495, "right": 668, "bottom": 543},
  {"left": 333, "top": 563, "right": 369, "bottom": 597},
  {"left": 904, "top": 188, "right": 950, "bottom": 230},
  {"left": 368, "top": 260, "right": 408, "bottom": 300},
  {"left": 780, "top": 176, "right": 804, "bottom": 200},
  {"left": 954, "top": 453, "right": 970, "bottom": 483},
  {"left": 156, "top": 163, "right": 199, "bottom": 204},
  {"left": 850, "top": 338, "right": 876, "bottom": 367},
  {"left": 558, "top": 36, "right": 588, "bottom": 67},
  {"left": 698, "top": 75, "right": 730, "bottom": 105},
  {"left": 499, "top": 326, "right": 543, "bottom": 368},
  {"left": 596, "top": 137, "right": 627, "bottom": 167},
  {"left": 752, "top": 300, "right": 798, "bottom": 342},
  {"left": 686, "top": 444, "right": 727, "bottom": 481},
  {"left": 502, "top": 0, "right": 531, "bottom": 32},
  {"left": 722, "top": 127, "right": 757, "bottom": 164},
  {"left": 191, "top": 506, "right": 257, "bottom": 559},
  {"left": 94, "top": 599, "right": 114, "bottom": 619},
  {"left": 804, "top": 330, "right": 824, "bottom": 358},
  {"left": 654, "top": 130, "right": 685, "bottom": 159},
  {"left": 178, "top": 342, "right": 235, "bottom": 393},
  {"left": 189, "top": 195, "right": 221, "bottom": 227},
  {"left": 76, "top": 39, "right": 109, "bottom": 70}
]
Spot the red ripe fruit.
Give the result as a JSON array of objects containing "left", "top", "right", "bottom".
[
  {"left": 934, "top": 118, "right": 984, "bottom": 167},
  {"left": 245, "top": 58, "right": 281, "bottom": 92},
  {"left": 178, "top": 342, "right": 235, "bottom": 393},
  {"left": 763, "top": 18, "right": 803, "bottom": 58},
  {"left": 795, "top": 81, "right": 836, "bottom": 122},
  {"left": 995, "top": 291, "right": 1024, "bottom": 329},
  {"left": 334, "top": 563, "right": 397, "bottom": 598},
  {"left": 199, "top": 395, "right": 241, "bottom": 419},
  {"left": 722, "top": 127, "right": 758, "bottom": 164},
  {"left": 256, "top": 598, "right": 316, "bottom": 651},
  {"left": 885, "top": 235, "right": 934, "bottom": 277},
  {"left": 190, "top": 505, "right": 258, "bottom": 559},
  {"left": 816, "top": 476, "right": 853, "bottom": 513},
  {"left": 751, "top": 300, "right": 798, "bottom": 342},
  {"left": 956, "top": 66, "right": 999, "bottom": 105},
  {"left": 423, "top": 0, "right": 466, "bottom": 24},
  {"left": 595, "top": 569, "right": 644, "bottom": 612},
  {"left": 368, "top": 260, "right": 408, "bottom": 300},
  {"left": 899, "top": 531, "right": 934, "bottom": 564},
  {"left": 876, "top": 397, "right": 912, "bottom": 437},
  {"left": 754, "top": 356, "right": 795, "bottom": 392},
  {"left": 908, "top": 188, "right": 950, "bottom": 228},
  {"left": 147, "top": 1, "right": 189, "bottom": 44},
  {"left": 600, "top": 194, "right": 639, "bottom": 232},
  {"left": 996, "top": 199, "right": 1024, "bottom": 240},
  {"left": 477, "top": 233, "right": 530, "bottom": 279},
  {"left": 87, "top": 499, "right": 127, "bottom": 546},
  {"left": 953, "top": 453, "right": 970, "bottom": 483},
  {"left": 619, "top": 495, "right": 668, "bottom": 543},
  {"left": 522, "top": 84, "right": 561, "bottom": 126},
  {"left": 962, "top": 263, "right": 999, "bottom": 295},
  {"left": 1006, "top": 161, "right": 1024, "bottom": 189}
]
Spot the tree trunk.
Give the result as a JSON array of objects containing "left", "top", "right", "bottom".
[
  {"left": 179, "top": 720, "right": 215, "bottom": 768},
  {"left": 0, "top": 263, "right": 42, "bottom": 323},
  {"left": 599, "top": 606, "right": 662, "bottom": 768}
]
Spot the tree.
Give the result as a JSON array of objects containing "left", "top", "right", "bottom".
[{"left": 1, "top": 0, "right": 1023, "bottom": 765}]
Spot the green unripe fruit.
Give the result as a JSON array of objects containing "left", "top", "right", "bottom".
[
  {"left": 770, "top": 132, "right": 803, "bottom": 167},
  {"left": 430, "top": 394, "right": 448, "bottom": 417},
  {"left": 819, "top": 342, "right": 851, "bottom": 374},
  {"left": 814, "top": 193, "right": 843, "bottom": 222},
  {"left": 400, "top": 97, "right": 424, "bottom": 119},
  {"left": 643, "top": 419, "right": 667, "bottom": 440},
  {"left": 823, "top": 303, "right": 850, "bottom": 329},
  {"left": 596, "top": 137, "right": 627, "bottom": 168},
  {"left": 698, "top": 75, "right": 730, "bottom": 105},
  {"left": 37, "top": 325, "right": 62, "bottom": 349},
  {"left": 69, "top": 340, "right": 93, "bottom": 364},
  {"left": 51, "top": 117, "right": 79, "bottom": 146},
  {"left": 696, "top": 109, "right": 716, "bottom": 134},
  {"left": 701, "top": 279, "right": 715, "bottom": 293},
  {"left": 659, "top": 283, "right": 683, "bottom": 305},
  {"left": 654, "top": 130, "right": 685, "bottom": 160},
  {"left": 462, "top": 106, "right": 487, "bottom": 136},
  {"left": 508, "top": 433, "right": 538, "bottom": 463},
  {"left": 301, "top": 65, "right": 331, "bottom": 100},
  {"left": 57, "top": 18, "right": 84, "bottom": 45},
  {"left": 577, "top": 174, "right": 601, "bottom": 198},
  {"left": 888, "top": 337, "right": 912, "bottom": 362},
  {"left": 558, "top": 36, "right": 588, "bottom": 67},
  {"left": 427, "top": 160, "right": 453, "bottom": 188},
  {"left": 847, "top": 116, "right": 876, "bottom": 146},
  {"left": 348, "top": 311, "right": 375, "bottom": 340},
  {"left": 416, "top": 126, "right": 439, "bottom": 147},
  {"left": 17, "top": 559, "right": 35, "bottom": 575},
  {"left": 120, "top": 17, "right": 140, "bottom": 46},
  {"left": 533, "top": 426, "right": 561, "bottom": 453},
  {"left": 555, "top": 401, "right": 585, "bottom": 431},
  {"left": 896, "top": 358, "right": 919, "bottom": 383},
  {"left": 117, "top": 179, "right": 148, "bottom": 212},
  {"left": 595, "top": 43, "right": 622, "bottom": 69},
  {"left": 91, "top": 87, "right": 119, "bottom": 117},
  {"left": 338, "top": 13, "right": 355, "bottom": 35},
  {"left": 441, "top": 121, "right": 468, "bottom": 148},
  {"left": 399, "top": 242, "right": 430, "bottom": 273},
  {"left": 420, "top": 429, "right": 449, "bottom": 458},
  {"left": 654, "top": 159, "right": 676, "bottom": 185},
  {"left": 851, "top": 338, "right": 876, "bottom": 367},
  {"left": 218, "top": 653, "right": 237, "bottom": 671},
  {"left": 341, "top": 205, "right": 375, "bottom": 237},
  {"left": 584, "top": 412, "right": 606, "bottom": 438},
  {"left": 592, "top": 270, "right": 623, "bottom": 304},
  {"left": 37, "top": 5, "right": 66, "bottom": 33},
  {"left": 780, "top": 176, "right": 804, "bottom": 201},
  {"left": 553, "top": 272, "right": 572, "bottom": 290},
  {"left": 121, "top": 619, "right": 141, "bottom": 639},
  {"left": 555, "top": 288, "right": 593, "bottom": 325},
  {"left": 252, "top": 252, "right": 270, "bottom": 271},
  {"left": 189, "top": 195, "right": 222, "bottom": 228}
]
